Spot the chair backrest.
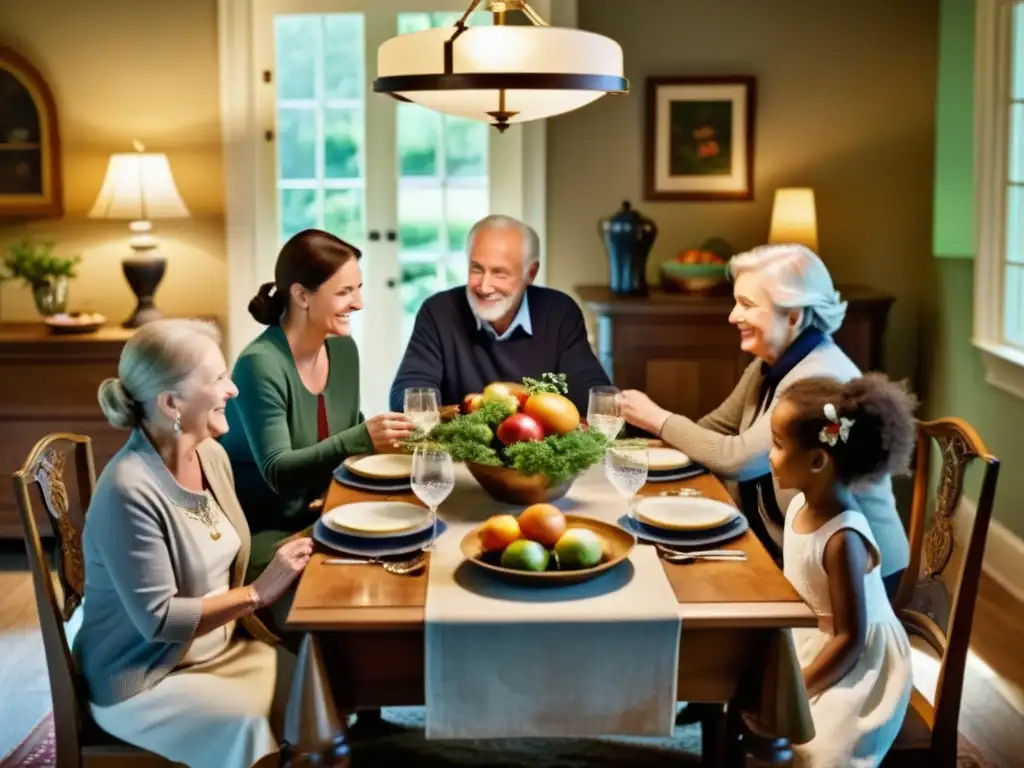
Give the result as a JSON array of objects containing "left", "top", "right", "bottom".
[
  {"left": 12, "top": 433, "right": 96, "bottom": 765},
  {"left": 894, "top": 417, "right": 999, "bottom": 758}
]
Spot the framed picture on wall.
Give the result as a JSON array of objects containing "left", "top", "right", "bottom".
[{"left": 644, "top": 76, "right": 756, "bottom": 202}]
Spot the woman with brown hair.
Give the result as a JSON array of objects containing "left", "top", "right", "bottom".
[{"left": 220, "top": 229, "right": 415, "bottom": 599}]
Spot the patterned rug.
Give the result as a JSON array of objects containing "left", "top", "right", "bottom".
[{"left": 0, "top": 708, "right": 995, "bottom": 768}]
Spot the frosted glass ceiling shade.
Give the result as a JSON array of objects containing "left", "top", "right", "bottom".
[
  {"left": 374, "top": 26, "right": 627, "bottom": 128},
  {"left": 88, "top": 152, "right": 189, "bottom": 221}
]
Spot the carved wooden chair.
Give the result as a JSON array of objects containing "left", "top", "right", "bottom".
[
  {"left": 882, "top": 418, "right": 1000, "bottom": 768},
  {"left": 12, "top": 433, "right": 173, "bottom": 767}
]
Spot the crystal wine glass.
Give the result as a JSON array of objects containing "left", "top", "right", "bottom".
[
  {"left": 587, "top": 385, "right": 624, "bottom": 440},
  {"left": 404, "top": 387, "right": 441, "bottom": 436},
  {"left": 605, "top": 442, "right": 649, "bottom": 521},
  {"left": 411, "top": 446, "right": 455, "bottom": 551}
]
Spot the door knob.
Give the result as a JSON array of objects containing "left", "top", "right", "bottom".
[
  {"left": 386, "top": 230, "right": 397, "bottom": 242},
  {"left": 368, "top": 230, "right": 381, "bottom": 241},
  {"left": 386, "top": 278, "right": 397, "bottom": 289}
]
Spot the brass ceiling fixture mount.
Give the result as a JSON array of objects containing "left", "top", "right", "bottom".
[{"left": 373, "top": 0, "right": 629, "bottom": 132}]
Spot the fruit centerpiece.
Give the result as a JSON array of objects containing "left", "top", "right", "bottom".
[
  {"left": 660, "top": 237, "right": 732, "bottom": 293},
  {"left": 409, "top": 373, "right": 607, "bottom": 504},
  {"left": 460, "top": 503, "right": 635, "bottom": 585}
]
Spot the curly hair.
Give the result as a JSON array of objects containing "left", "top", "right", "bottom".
[{"left": 778, "top": 373, "right": 918, "bottom": 485}]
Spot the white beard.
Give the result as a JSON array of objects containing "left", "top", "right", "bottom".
[{"left": 466, "top": 287, "right": 520, "bottom": 323}]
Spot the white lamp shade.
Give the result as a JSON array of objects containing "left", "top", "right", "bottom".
[
  {"left": 88, "top": 153, "right": 189, "bottom": 220},
  {"left": 376, "top": 26, "right": 625, "bottom": 124},
  {"left": 768, "top": 188, "right": 818, "bottom": 251}
]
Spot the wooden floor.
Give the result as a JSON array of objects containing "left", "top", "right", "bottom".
[{"left": 2, "top": 542, "right": 1024, "bottom": 765}]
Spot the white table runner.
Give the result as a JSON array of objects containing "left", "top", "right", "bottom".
[{"left": 424, "top": 464, "right": 682, "bottom": 739}]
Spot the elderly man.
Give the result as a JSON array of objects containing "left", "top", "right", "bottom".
[{"left": 388, "top": 214, "right": 610, "bottom": 414}]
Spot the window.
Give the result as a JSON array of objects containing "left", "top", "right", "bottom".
[{"left": 975, "top": 0, "right": 1024, "bottom": 398}]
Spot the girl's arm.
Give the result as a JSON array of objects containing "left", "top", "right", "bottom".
[{"left": 802, "top": 529, "right": 872, "bottom": 698}]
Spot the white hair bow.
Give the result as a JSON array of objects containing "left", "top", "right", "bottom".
[{"left": 819, "top": 402, "right": 854, "bottom": 446}]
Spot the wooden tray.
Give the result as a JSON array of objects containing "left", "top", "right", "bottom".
[{"left": 460, "top": 514, "right": 636, "bottom": 586}]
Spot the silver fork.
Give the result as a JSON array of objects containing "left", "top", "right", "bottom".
[
  {"left": 323, "top": 554, "right": 426, "bottom": 575},
  {"left": 655, "top": 544, "right": 747, "bottom": 563}
]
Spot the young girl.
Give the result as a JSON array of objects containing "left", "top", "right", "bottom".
[{"left": 769, "top": 373, "right": 916, "bottom": 768}]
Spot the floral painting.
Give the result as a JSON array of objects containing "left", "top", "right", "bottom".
[{"left": 645, "top": 76, "right": 756, "bottom": 201}]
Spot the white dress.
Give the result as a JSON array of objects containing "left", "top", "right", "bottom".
[
  {"left": 89, "top": 493, "right": 286, "bottom": 768},
  {"left": 783, "top": 494, "right": 912, "bottom": 768}
]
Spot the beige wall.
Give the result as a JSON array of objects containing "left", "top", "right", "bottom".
[
  {"left": 1, "top": 0, "right": 939, "bottom": 391},
  {"left": 0, "top": 0, "right": 225, "bottom": 324},
  {"left": 550, "top": 0, "right": 939, "bottom": 385}
]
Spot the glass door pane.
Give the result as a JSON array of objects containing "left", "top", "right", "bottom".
[
  {"left": 270, "top": 9, "right": 368, "bottom": 345},
  {"left": 396, "top": 11, "right": 492, "bottom": 343}
]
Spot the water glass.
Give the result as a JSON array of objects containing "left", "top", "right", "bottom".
[
  {"left": 411, "top": 446, "right": 455, "bottom": 550},
  {"left": 587, "top": 385, "right": 624, "bottom": 441},
  {"left": 605, "top": 442, "right": 649, "bottom": 520},
  {"left": 404, "top": 387, "right": 440, "bottom": 436}
]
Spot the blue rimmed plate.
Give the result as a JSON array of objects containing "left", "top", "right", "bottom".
[
  {"left": 617, "top": 512, "right": 749, "bottom": 549},
  {"left": 645, "top": 463, "right": 708, "bottom": 483},
  {"left": 313, "top": 517, "right": 447, "bottom": 557},
  {"left": 332, "top": 465, "right": 412, "bottom": 493}
]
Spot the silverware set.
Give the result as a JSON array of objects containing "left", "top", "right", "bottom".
[
  {"left": 322, "top": 553, "right": 427, "bottom": 575},
  {"left": 654, "top": 543, "right": 747, "bottom": 564}
]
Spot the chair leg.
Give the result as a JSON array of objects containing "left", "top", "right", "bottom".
[
  {"left": 699, "top": 703, "right": 727, "bottom": 767},
  {"left": 280, "top": 633, "right": 350, "bottom": 767}
]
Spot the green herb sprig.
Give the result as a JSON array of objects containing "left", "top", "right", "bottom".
[{"left": 522, "top": 372, "right": 568, "bottom": 395}]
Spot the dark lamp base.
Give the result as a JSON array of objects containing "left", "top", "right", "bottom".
[{"left": 122, "top": 256, "right": 167, "bottom": 329}]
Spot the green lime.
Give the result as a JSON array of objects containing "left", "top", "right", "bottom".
[
  {"left": 500, "top": 539, "right": 551, "bottom": 572},
  {"left": 553, "top": 528, "right": 604, "bottom": 570}
]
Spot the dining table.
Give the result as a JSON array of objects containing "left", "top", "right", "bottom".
[{"left": 280, "top": 464, "right": 817, "bottom": 768}]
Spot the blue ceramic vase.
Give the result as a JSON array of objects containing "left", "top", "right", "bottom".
[{"left": 598, "top": 201, "right": 658, "bottom": 296}]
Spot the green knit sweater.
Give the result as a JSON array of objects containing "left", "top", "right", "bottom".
[{"left": 220, "top": 325, "right": 373, "bottom": 576}]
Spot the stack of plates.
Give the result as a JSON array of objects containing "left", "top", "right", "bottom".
[
  {"left": 313, "top": 500, "right": 447, "bottom": 557},
  {"left": 617, "top": 495, "right": 749, "bottom": 548},
  {"left": 645, "top": 447, "right": 707, "bottom": 483},
  {"left": 333, "top": 453, "right": 413, "bottom": 492}
]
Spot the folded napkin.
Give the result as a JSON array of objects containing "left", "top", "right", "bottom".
[{"left": 424, "top": 466, "right": 682, "bottom": 739}]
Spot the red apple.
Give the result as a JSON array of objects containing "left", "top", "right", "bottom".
[
  {"left": 462, "top": 392, "right": 484, "bottom": 414},
  {"left": 496, "top": 413, "right": 545, "bottom": 445}
]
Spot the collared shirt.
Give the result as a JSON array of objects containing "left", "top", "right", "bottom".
[{"left": 474, "top": 291, "right": 533, "bottom": 341}]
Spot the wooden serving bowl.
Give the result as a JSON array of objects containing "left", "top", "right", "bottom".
[
  {"left": 464, "top": 461, "right": 575, "bottom": 505},
  {"left": 460, "top": 514, "right": 636, "bottom": 586}
]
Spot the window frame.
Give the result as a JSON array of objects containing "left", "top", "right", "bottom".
[{"left": 974, "top": 0, "right": 1024, "bottom": 397}]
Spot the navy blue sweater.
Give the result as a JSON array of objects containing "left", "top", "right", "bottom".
[{"left": 388, "top": 286, "right": 611, "bottom": 414}]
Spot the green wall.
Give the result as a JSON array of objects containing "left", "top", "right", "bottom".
[
  {"left": 933, "top": 0, "right": 975, "bottom": 258},
  {"left": 925, "top": 0, "right": 1023, "bottom": 537}
]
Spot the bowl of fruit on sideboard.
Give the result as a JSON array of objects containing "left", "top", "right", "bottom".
[{"left": 660, "top": 238, "right": 732, "bottom": 293}]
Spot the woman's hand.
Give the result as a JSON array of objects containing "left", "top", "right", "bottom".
[
  {"left": 365, "top": 412, "right": 417, "bottom": 453},
  {"left": 619, "top": 390, "right": 672, "bottom": 435},
  {"left": 250, "top": 537, "right": 313, "bottom": 608}
]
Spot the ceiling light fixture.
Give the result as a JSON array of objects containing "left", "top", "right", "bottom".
[{"left": 373, "top": 0, "right": 628, "bottom": 132}]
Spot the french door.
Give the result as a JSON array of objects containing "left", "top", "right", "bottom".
[{"left": 252, "top": 0, "right": 545, "bottom": 414}]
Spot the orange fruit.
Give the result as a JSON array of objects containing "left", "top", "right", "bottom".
[
  {"left": 479, "top": 514, "right": 522, "bottom": 552},
  {"left": 517, "top": 503, "right": 567, "bottom": 548}
]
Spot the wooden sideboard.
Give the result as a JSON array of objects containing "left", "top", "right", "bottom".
[{"left": 576, "top": 284, "right": 895, "bottom": 423}]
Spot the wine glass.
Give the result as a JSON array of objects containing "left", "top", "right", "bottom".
[
  {"left": 605, "top": 442, "right": 649, "bottom": 521},
  {"left": 587, "top": 385, "right": 624, "bottom": 440},
  {"left": 411, "top": 446, "right": 455, "bottom": 551},
  {"left": 404, "top": 387, "right": 440, "bottom": 436}
]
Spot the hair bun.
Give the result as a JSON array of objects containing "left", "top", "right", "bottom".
[
  {"left": 248, "top": 282, "right": 285, "bottom": 325},
  {"left": 97, "top": 377, "right": 139, "bottom": 430}
]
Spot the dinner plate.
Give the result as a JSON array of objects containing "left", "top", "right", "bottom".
[
  {"left": 617, "top": 513, "right": 749, "bottom": 549},
  {"left": 645, "top": 463, "right": 708, "bottom": 483},
  {"left": 634, "top": 496, "right": 738, "bottom": 532},
  {"left": 343, "top": 453, "right": 413, "bottom": 480},
  {"left": 333, "top": 465, "right": 411, "bottom": 492},
  {"left": 322, "top": 501, "right": 430, "bottom": 538},
  {"left": 647, "top": 447, "right": 692, "bottom": 472},
  {"left": 313, "top": 517, "right": 448, "bottom": 557}
]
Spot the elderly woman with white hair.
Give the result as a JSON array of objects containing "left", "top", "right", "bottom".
[
  {"left": 620, "top": 244, "right": 909, "bottom": 596},
  {"left": 73, "top": 319, "right": 311, "bottom": 768}
]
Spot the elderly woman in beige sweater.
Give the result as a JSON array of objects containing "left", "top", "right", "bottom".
[{"left": 621, "top": 244, "right": 909, "bottom": 596}]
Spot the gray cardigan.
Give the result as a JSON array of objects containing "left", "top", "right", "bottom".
[
  {"left": 660, "top": 342, "right": 910, "bottom": 578},
  {"left": 73, "top": 430, "right": 275, "bottom": 706}
]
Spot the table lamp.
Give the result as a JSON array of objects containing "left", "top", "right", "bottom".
[
  {"left": 88, "top": 141, "right": 190, "bottom": 328},
  {"left": 768, "top": 187, "right": 818, "bottom": 252}
]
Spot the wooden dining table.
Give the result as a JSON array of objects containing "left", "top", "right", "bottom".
[{"left": 282, "top": 468, "right": 817, "bottom": 767}]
